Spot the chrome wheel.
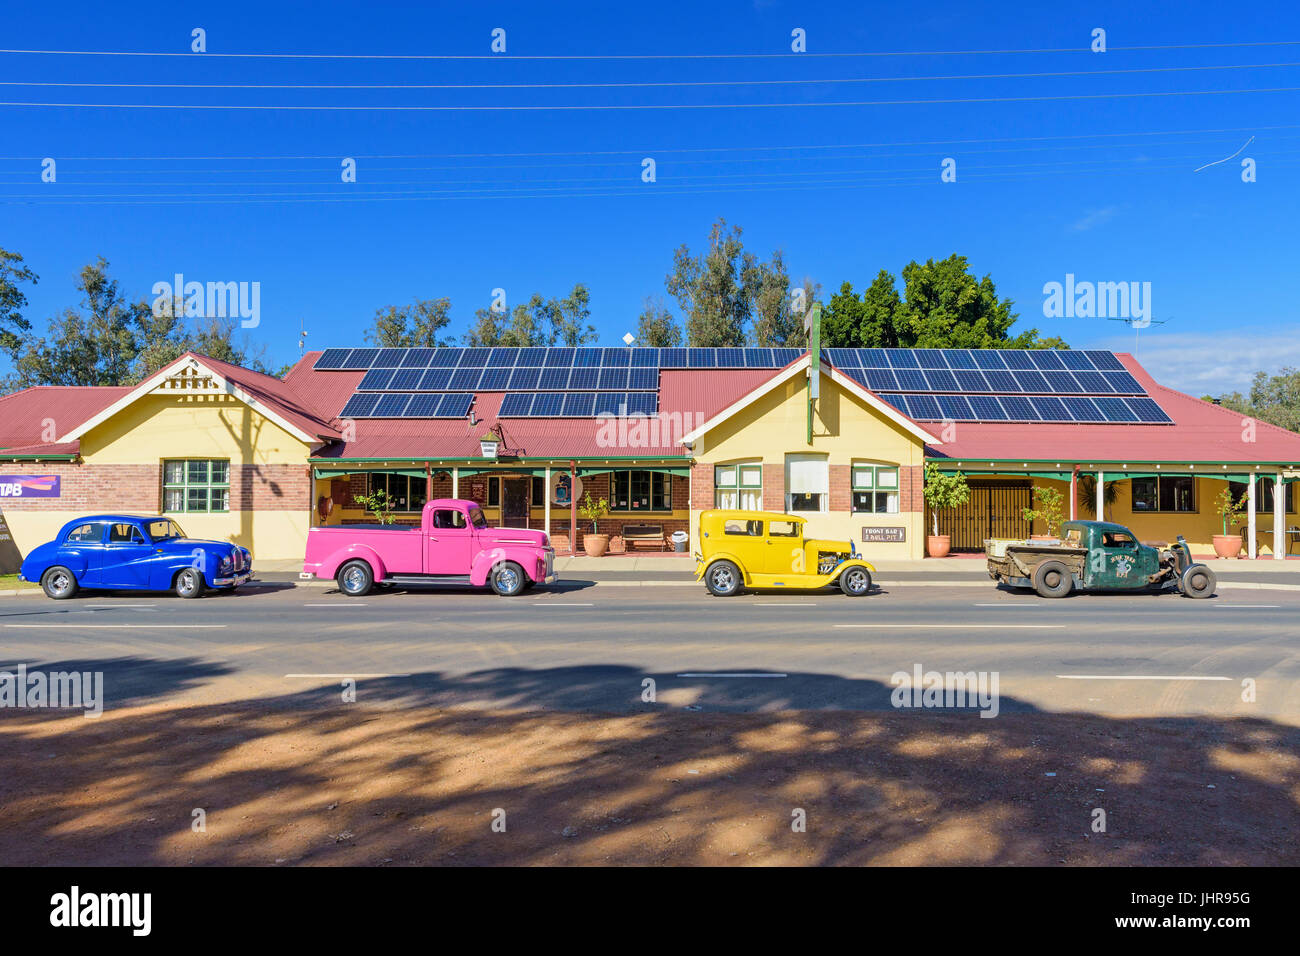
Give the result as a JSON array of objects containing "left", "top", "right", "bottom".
[
  {"left": 840, "top": 567, "right": 871, "bottom": 596},
  {"left": 42, "top": 566, "right": 78, "bottom": 599},
  {"left": 175, "top": 568, "right": 204, "bottom": 599},
  {"left": 491, "top": 562, "right": 524, "bottom": 596},
  {"left": 342, "top": 566, "right": 366, "bottom": 593},
  {"left": 705, "top": 561, "right": 741, "bottom": 597}
]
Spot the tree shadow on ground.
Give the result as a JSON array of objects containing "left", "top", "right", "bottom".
[{"left": 0, "top": 658, "right": 1295, "bottom": 866}]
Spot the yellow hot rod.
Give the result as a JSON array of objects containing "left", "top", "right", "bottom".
[{"left": 694, "top": 509, "right": 877, "bottom": 597}]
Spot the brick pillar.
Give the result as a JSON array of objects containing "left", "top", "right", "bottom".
[
  {"left": 900, "top": 464, "right": 924, "bottom": 512},
  {"left": 829, "top": 464, "right": 852, "bottom": 513},
  {"left": 690, "top": 462, "right": 714, "bottom": 510},
  {"left": 762, "top": 463, "right": 784, "bottom": 512}
]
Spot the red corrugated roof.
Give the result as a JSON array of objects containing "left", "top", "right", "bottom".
[
  {"left": 193, "top": 352, "right": 341, "bottom": 441},
  {"left": 0, "top": 386, "right": 132, "bottom": 455},
  {"left": 925, "top": 354, "right": 1300, "bottom": 464}
]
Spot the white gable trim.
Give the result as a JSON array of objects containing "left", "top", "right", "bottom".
[
  {"left": 58, "top": 355, "right": 323, "bottom": 445},
  {"left": 678, "top": 355, "right": 940, "bottom": 447}
]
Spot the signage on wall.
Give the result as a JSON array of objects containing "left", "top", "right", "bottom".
[
  {"left": 862, "top": 526, "right": 905, "bottom": 543},
  {"left": 550, "top": 472, "right": 583, "bottom": 506},
  {"left": 0, "top": 476, "right": 60, "bottom": 498}
]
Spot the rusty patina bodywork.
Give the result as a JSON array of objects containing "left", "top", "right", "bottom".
[{"left": 985, "top": 520, "right": 1216, "bottom": 598}]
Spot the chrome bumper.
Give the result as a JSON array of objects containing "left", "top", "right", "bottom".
[{"left": 214, "top": 571, "right": 253, "bottom": 587}]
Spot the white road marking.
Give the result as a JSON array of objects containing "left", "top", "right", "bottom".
[
  {"left": 303, "top": 603, "right": 367, "bottom": 607},
  {"left": 753, "top": 602, "right": 817, "bottom": 606},
  {"left": 676, "top": 672, "right": 788, "bottom": 678},
  {"left": 1211, "top": 604, "right": 1280, "bottom": 608},
  {"left": 1056, "top": 675, "right": 1231, "bottom": 681},
  {"left": 834, "top": 623, "right": 1064, "bottom": 629},
  {"left": 530, "top": 602, "right": 593, "bottom": 606},
  {"left": 973, "top": 603, "right": 1044, "bottom": 607},
  {"left": 88, "top": 604, "right": 157, "bottom": 608},
  {"left": 3, "top": 623, "right": 226, "bottom": 629}
]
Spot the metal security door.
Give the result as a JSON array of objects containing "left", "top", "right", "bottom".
[{"left": 935, "top": 481, "right": 1030, "bottom": 550}]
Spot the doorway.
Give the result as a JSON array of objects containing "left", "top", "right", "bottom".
[
  {"left": 502, "top": 478, "right": 530, "bottom": 526},
  {"left": 935, "top": 481, "right": 1031, "bottom": 550}
]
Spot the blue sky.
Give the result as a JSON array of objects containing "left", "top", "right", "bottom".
[{"left": 3, "top": 0, "right": 1300, "bottom": 393}]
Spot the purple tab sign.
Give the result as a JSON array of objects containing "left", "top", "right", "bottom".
[{"left": 0, "top": 476, "right": 61, "bottom": 498}]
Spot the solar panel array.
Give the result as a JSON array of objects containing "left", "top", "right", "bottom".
[{"left": 316, "top": 346, "right": 1170, "bottom": 423}]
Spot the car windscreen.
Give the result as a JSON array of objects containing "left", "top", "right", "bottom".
[
  {"left": 146, "top": 519, "right": 186, "bottom": 541},
  {"left": 469, "top": 507, "right": 488, "bottom": 529}
]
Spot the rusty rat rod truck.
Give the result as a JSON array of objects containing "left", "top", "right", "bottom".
[{"left": 985, "top": 520, "right": 1216, "bottom": 599}]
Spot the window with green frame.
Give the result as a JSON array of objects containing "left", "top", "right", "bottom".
[
  {"left": 163, "top": 459, "right": 230, "bottom": 513},
  {"left": 852, "top": 463, "right": 900, "bottom": 514},
  {"left": 715, "top": 461, "right": 762, "bottom": 509},
  {"left": 612, "top": 470, "right": 672, "bottom": 512}
]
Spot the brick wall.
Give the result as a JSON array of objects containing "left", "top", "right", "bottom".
[
  {"left": 829, "top": 464, "right": 852, "bottom": 512},
  {"left": 231, "top": 464, "right": 310, "bottom": 511},
  {"left": 0, "top": 462, "right": 156, "bottom": 512},
  {"left": 690, "top": 462, "right": 713, "bottom": 510},
  {"left": 762, "top": 464, "right": 784, "bottom": 512},
  {"left": 900, "top": 464, "right": 924, "bottom": 512}
]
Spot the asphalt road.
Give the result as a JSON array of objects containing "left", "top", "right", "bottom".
[{"left": 1, "top": 578, "right": 1297, "bottom": 722}]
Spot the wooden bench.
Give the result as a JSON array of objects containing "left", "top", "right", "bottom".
[{"left": 621, "top": 524, "right": 667, "bottom": 552}]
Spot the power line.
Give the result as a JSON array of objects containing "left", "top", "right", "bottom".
[
  {"left": 2, "top": 39, "right": 1299, "bottom": 59},
  {"left": 4, "top": 85, "right": 1300, "bottom": 111},
  {"left": 3, "top": 61, "right": 1298, "bottom": 90}
]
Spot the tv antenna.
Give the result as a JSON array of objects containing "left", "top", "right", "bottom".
[
  {"left": 1106, "top": 314, "right": 1169, "bottom": 355},
  {"left": 298, "top": 320, "right": 309, "bottom": 356}
]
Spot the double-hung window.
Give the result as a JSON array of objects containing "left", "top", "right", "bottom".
[
  {"left": 715, "top": 462, "right": 762, "bottom": 509},
  {"left": 852, "top": 464, "right": 900, "bottom": 514},
  {"left": 163, "top": 459, "right": 230, "bottom": 513}
]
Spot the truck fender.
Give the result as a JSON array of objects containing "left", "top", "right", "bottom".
[
  {"left": 696, "top": 549, "right": 750, "bottom": 583},
  {"left": 470, "top": 546, "right": 540, "bottom": 587},
  {"left": 319, "top": 544, "right": 389, "bottom": 582}
]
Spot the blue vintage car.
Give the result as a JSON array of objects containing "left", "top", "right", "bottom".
[{"left": 19, "top": 515, "right": 253, "bottom": 599}]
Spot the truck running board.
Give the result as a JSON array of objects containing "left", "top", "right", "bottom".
[{"left": 384, "top": 575, "right": 474, "bottom": 587}]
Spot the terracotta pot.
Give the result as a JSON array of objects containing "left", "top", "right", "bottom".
[
  {"left": 1212, "top": 534, "right": 1242, "bottom": 559},
  {"left": 926, "top": 534, "right": 951, "bottom": 558},
  {"left": 1029, "top": 534, "right": 1056, "bottom": 542},
  {"left": 583, "top": 533, "right": 610, "bottom": 558}
]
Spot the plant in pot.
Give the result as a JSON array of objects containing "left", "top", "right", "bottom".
[
  {"left": 1022, "top": 485, "right": 1066, "bottom": 540},
  {"left": 922, "top": 464, "right": 970, "bottom": 558},
  {"left": 578, "top": 492, "right": 612, "bottom": 557},
  {"left": 1212, "top": 487, "right": 1247, "bottom": 558},
  {"left": 353, "top": 488, "right": 397, "bottom": 526}
]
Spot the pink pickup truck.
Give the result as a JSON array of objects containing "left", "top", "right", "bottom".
[{"left": 301, "top": 498, "right": 556, "bottom": 597}]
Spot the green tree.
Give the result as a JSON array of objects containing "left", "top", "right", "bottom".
[
  {"left": 367, "top": 297, "right": 453, "bottom": 348},
  {"left": 1215, "top": 368, "right": 1300, "bottom": 432},
  {"left": 666, "top": 218, "right": 755, "bottom": 347},
  {"left": 634, "top": 296, "right": 682, "bottom": 347},
  {"left": 0, "top": 247, "right": 38, "bottom": 352},
  {"left": 550, "top": 283, "right": 597, "bottom": 346}
]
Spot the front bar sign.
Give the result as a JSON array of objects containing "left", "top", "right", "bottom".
[{"left": 861, "top": 526, "right": 905, "bottom": 543}]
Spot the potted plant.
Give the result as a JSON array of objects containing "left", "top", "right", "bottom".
[
  {"left": 353, "top": 488, "right": 397, "bottom": 525},
  {"left": 1212, "top": 487, "right": 1247, "bottom": 558},
  {"left": 578, "top": 492, "right": 611, "bottom": 557},
  {"left": 1022, "top": 485, "right": 1066, "bottom": 540},
  {"left": 922, "top": 464, "right": 970, "bottom": 558},
  {"left": 480, "top": 432, "right": 500, "bottom": 459}
]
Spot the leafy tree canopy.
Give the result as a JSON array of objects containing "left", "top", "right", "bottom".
[{"left": 1215, "top": 368, "right": 1300, "bottom": 432}]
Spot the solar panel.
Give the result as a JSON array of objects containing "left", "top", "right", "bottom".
[
  {"left": 430, "top": 349, "right": 460, "bottom": 367},
  {"left": 405, "top": 393, "right": 446, "bottom": 417},
  {"left": 568, "top": 367, "right": 601, "bottom": 389},
  {"left": 625, "top": 392, "right": 659, "bottom": 416},
  {"left": 923, "top": 369, "right": 960, "bottom": 392},
  {"left": 574, "top": 347, "right": 602, "bottom": 367},
  {"left": 943, "top": 349, "right": 977, "bottom": 370},
  {"left": 544, "top": 348, "right": 574, "bottom": 367},
  {"left": 954, "top": 370, "right": 991, "bottom": 392},
  {"left": 1041, "top": 370, "right": 1082, "bottom": 392},
  {"left": 825, "top": 348, "right": 860, "bottom": 368},
  {"left": 1084, "top": 350, "right": 1126, "bottom": 371},
  {"left": 972, "top": 351, "right": 1007, "bottom": 370},
  {"left": 1071, "top": 370, "right": 1112, "bottom": 393},
  {"left": 339, "top": 392, "right": 380, "bottom": 417},
  {"left": 1013, "top": 370, "right": 1051, "bottom": 393},
  {"left": 1031, "top": 396, "right": 1071, "bottom": 421},
  {"left": 1058, "top": 350, "right": 1094, "bottom": 371},
  {"left": 342, "top": 348, "right": 378, "bottom": 369},
  {"left": 744, "top": 348, "right": 775, "bottom": 368},
  {"left": 884, "top": 349, "right": 920, "bottom": 369},
  {"left": 530, "top": 392, "right": 565, "bottom": 416},
  {"left": 436, "top": 393, "right": 473, "bottom": 417},
  {"left": 1063, "top": 396, "right": 1105, "bottom": 422},
  {"left": 981, "top": 370, "right": 1021, "bottom": 392},
  {"left": 372, "top": 393, "right": 411, "bottom": 417},
  {"left": 937, "top": 395, "right": 974, "bottom": 420},
  {"left": 1029, "top": 349, "right": 1066, "bottom": 370},
  {"left": 1102, "top": 371, "right": 1142, "bottom": 394},
  {"left": 630, "top": 347, "right": 660, "bottom": 367},
  {"left": 1093, "top": 396, "right": 1138, "bottom": 422},
  {"left": 487, "top": 347, "right": 519, "bottom": 368},
  {"left": 458, "top": 348, "right": 488, "bottom": 367},
  {"left": 476, "top": 367, "right": 512, "bottom": 390},
  {"left": 597, "top": 368, "right": 628, "bottom": 389},
  {"left": 419, "top": 368, "right": 453, "bottom": 390},
  {"left": 372, "top": 349, "right": 406, "bottom": 368},
  {"left": 498, "top": 393, "right": 534, "bottom": 417},
  {"left": 388, "top": 368, "right": 425, "bottom": 390},
  {"left": 358, "top": 369, "right": 395, "bottom": 391},
  {"left": 968, "top": 395, "right": 1009, "bottom": 420},
  {"left": 858, "top": 349, "right": 888, "bottom": 368},
  {"left": 628, "top": 367, "right": 659, "bottom": 390},
  {"left": 903, "top": 394, "right": 942, "bottom": 419},
  {"left": 562, "top": 392, "right": 596, "bottom": 416},
  {"left": 1001, "top": 350, "right": 1037, "bottom": 370},
  {"left": 593, "top": 392, "right": 625, "bottom": 416},
  {"left": 516, "top": 347, "right": 546, "bottom": 367},
  {"left": 449, "top": 367, "right": 482, "bottom": 390},
  {"left": 601, "top": 347, "right": 630, "bottom": 367},
  {"left": 716, "top": 347, "right": 746, "bottom": 367},
  {"left": 772, "top": 348, "right": 801, "bottom": 366},
  {"left": 891, "top": 368, "right": 930, "bottom": 391},
  {"left": 538, "top": 367, "right": 571, "bottom": 390},
  {"left": 1126, "top": 397, "right": 1172, "bottom": 423},
  {"left": 507, "top": 366, "right": 542, "bottom": 390},
  {"left": 314, "top": 348, "right": 352, "bottom": 370},
  {"left": 660, "top": 348, "right": 687, "bottom": 367},
  {"left": 401, "top": 348, "right": 434, "bottom": 368},
  {"left": 688, "top": 348, "right": 716, "bottom": 368},
  {"left": 863, "top": 368, "right": 898, "bottom": 391},
  {"left": 915, "top": 349, "right": 949, "bottom": 369},
  {"left": 998, "top": 395, "right": 1040, "bottom": 421}
]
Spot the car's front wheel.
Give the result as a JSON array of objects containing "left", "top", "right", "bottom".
[
  {"left": 490, "top": 561, "right": 527, "bottom": 596},
  {"left": 41, "top": 566, "right": 79, "bottom": 600},
  {"left": 1180, "top": 564, "right": 1216, "bottom": 599},
  {"left": 337, "top": 560, "right": 374, "bottom": 597},
  {"left": 839, "top": 565, "right": 872, "bottom": 596},
  {"left": 174, "top": 568, "right": 206, "bottom": 599},
  {"left": 704, "top": 560, "right": 742, "bottom": 597}
]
